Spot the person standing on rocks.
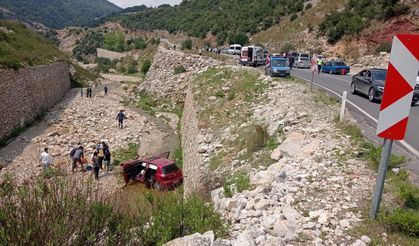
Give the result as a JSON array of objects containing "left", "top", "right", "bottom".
[
  {"left": 72, "top": 146, "right": 85, "bottom": 172},
  {"left": 92, "top": 151, "right": 100, "bottom": 180},
  {"left": 116, "top": 110, "right": 126, "bottom": 129},
  {"left": 39, "top": 147, "right": 52, "bottom": 170},
  {"left": 87, "top": 87, "right": 92, "bottom": 98},
  {"left": 103, "top": 142, "right": 111, "bottom": 173},
  {"left": 96, "top": 141, "right": 105, "bottom": 171},
  {"left": 80, "top": 87, "right": 84, "bottom": 97},
  {"left": 104, "top": 86, "right": 108, "bottom": 95}
]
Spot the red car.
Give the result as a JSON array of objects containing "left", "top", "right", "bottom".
[{"left": 121, "top": 156, "right": 183, "bottom": 190}]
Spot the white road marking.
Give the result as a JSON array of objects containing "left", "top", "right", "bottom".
[{"left": 294, "top": 74, "right": 419, "bottom": 158}]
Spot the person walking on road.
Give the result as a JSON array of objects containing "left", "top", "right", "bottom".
[
  {"left": 104, "top": 86, "right": 108, "bottom": 95},
  {"left": 289, "top": 56, "right": 295, "bottom": 70},
  {"left": 72, "top": 146, "right": 85, "bottom": 172},
  {"left": 103, "top": 143, "right": 111, "bottom": 173},
  {"left": 96, "top": 141, "right": 105, "bottom": 171},
  {"left": 117, "top": 110, "right": 126, "bottom": 129},
  {"left": 317, "top": 57, "right": 323, "bottom": 74},
  {"left": 40, "top": 148, "right": 52, "bottom": 170},
  {"left": 92, "top": 151, "right": 100, "bottom": 180},
  {"left": 87, "top": 87, "right": 92, "bottom": 98}
]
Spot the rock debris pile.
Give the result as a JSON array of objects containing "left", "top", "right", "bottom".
[{"left": 139, "top": 47, "right": 220, "bottom": 101}]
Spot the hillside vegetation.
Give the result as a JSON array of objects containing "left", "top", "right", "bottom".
[
  {"left": 0, "top": 20, "right": 67, "bottom": 69},
  {"left": 0, "top": 0, "right": 121, "bottom": 29},
  {"left": 319, "top": 0, "right": 410, "bottom": 43},
  {"left": 117, "top": 0, "right": 309, "bottom": 43}
]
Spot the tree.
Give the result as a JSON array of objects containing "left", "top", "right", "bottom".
[
  {"left": 182, "top": 39, "right": 193, "bottom": 50},
  {"left": 228, "top": 33, "right": 249, "bottom": 46}
]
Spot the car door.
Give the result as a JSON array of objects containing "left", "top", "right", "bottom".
[
  {"left": 354, "top": 70, "right": 365, "bottom": 91},
  {"left": 359, "top": 70, "right": 372, "bottom": 94},
  {"left": 322, "top": 62, "right": 330, "bottom": 72}
]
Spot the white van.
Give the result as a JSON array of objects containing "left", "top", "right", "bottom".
[
  {"left": 228, "top": 44, "right": 242, "bottom": 55},
  {"left": 240, "top": 46, "right": 264, "bottom": 66}
]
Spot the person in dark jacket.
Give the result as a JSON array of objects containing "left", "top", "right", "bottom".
[
  {"left": 116, "top": 110, "right": 126, "bottom": 129},
  {"left": 103, "top": 142, "right": 111, "bottom": 173},
  {"left": 92, "top": 151, "right": 99, "bottom": 180}
]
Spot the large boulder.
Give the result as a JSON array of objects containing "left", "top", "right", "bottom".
[
  {"left": 271, "top": 132, "right": 320, "bottom": 160},
  {"left": 164, "top": 231, "right": 214, "bottom": 246}
]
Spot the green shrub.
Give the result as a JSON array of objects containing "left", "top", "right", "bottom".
[
  {"left": 399, "top": 183, "right": 419, "bottom": 209},
  {"left": 171, "top": 147, "right": 183, "bottom": 168},
  {"left": 182, "top": 39, "right": 193, "bottom": 49},
  {"left": 215, "top": 91, "right": 225, "bottom": 98},
  {"left": 133, "top": 37, "right": 147, "bottom": 50},
  {"left": 174, "top": 65, "right": 186, "bottom": 74},
  {"left": 381, "top": 208, "right": 419, "bottom": 237},
  {"left": 290, "top": 13, "right": 298, "bottom": 22},
  {"left": 141, "top": 59, "right": 152, "bottom": 74},
  {"left": 0, "top": 174, "right": 127, "bottom": 245},
  {"left": 375, "top": 42, "right": 392, "bottom": 53},
  {"left": 112, "top": 143, "right": 139, "bottom": 166},
  {"left": 136, "top": 93, "right": 156, "bottom": 114},
  {"left": 228, "top": 32, "right": 249, "bottom": 46},
  {"left": 132, "top": 192, "right": 228, "bottom": 244},
  {"left": 280, "top": 42, "right": 294, "bottom": 54},
  {"left": 223, "top": 172, "right": 251, "bottom": 197},
  {"left": 103, "top": 31, "right": 126, "bottom": 52},
  {"left": 127, "top": 65, "right": 138, "bottom": 74},
  {"left": 305, "top": 3, "right": 313, "bottom": 10}
]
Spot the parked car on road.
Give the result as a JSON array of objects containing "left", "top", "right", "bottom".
[
  {"left": 298, "top": 53, "right": 310, "bottom": 59},
  {"left": 265, "top": 57, "right": 290, "bottom": 77},
  {"left": 121, "top": 155, "right": 183, "bottom": 190},
  {"left": 296, "top": 57, "right": 310, "bottom": 68},
  {"left": 321, "top": 61, "right": 350, "bottom": 74},
  {"left": 228, "top": 44, "right": 242, "bottom": 55},
  {"left": 351, "top": 68, "right": 419, "bottom": 105}
]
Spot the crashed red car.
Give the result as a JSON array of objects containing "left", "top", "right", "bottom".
[{"left": 121, "top": 156, "right": 183, "bottom": 190}]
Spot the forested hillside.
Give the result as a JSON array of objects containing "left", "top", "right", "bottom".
[
  {"left": 0, "top": 0, "right": 121, "bottom": 29},
  {"left": 117, "top": 0, "right": 309, "bottom": 42}
]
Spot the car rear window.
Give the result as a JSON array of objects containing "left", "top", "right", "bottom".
[
  {"left": 162, "top": 164, "right": 179, "bottom": 174},
  {"left": 334, "top": 62, "right": 346, "bottom": 66},
  {"left": 300, "top": 58, "right": 309, "bottom": 61},
  {"left": 300, "top": 54, "right": 309, "bottom": 58}
]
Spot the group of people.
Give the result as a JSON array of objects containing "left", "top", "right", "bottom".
[
  {"left": 69, "top": 141, "right": 112, "bottom": 180},
  {"left": 80, "top": 85, "right": 109, "bottom": 98}
]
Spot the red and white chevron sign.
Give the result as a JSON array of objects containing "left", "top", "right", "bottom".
[{"left": 377, "top": 34, "right": 419, "bottom": 140}]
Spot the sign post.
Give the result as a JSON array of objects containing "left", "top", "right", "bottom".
[
  {"left": 310, "top": 54, "right": 318, "bottom": 92},
  {"left": 371, "top": 34, "right": 419, "bottom": 219}
]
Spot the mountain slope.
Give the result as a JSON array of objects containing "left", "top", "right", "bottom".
[
  {"left": 117, "top": 0, "right": 308, "bottom": 38},
  {"left": 0, "top": 0, "right": 121, "bottom": 29}
]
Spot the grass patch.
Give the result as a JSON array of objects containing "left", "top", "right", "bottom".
[
  {"left": 136, "top": 93, "right": 157, "bottom": 116},
  {"left": 209, "top": 152, "right": 224, "bottom": 172},
  {"left": 170, "top": 147, "right": 183, "bottom": 168},
  {"left": 381, "top": 208, "right": 419, "bottom": 237},
  {"left": 174, "top": 65, "right": 186, "bottom": 74},
  {"left": 112, "top": 143, "right": 138, "bottom": 166},
  {"left": 223, "top": 172, "right": 251, "bottom": 198},
  {"left": 313, "top": 90, "right": 339, "bottom": 106}
]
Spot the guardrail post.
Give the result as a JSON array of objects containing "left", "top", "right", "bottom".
[{"left": 339, "top": 91, "right": 347, "bottom": 122}]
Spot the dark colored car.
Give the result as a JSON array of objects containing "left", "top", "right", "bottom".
[
  {"left": 265, "top": 57, "right": 290, "bottom": 77},
  {"left": 351, "top": 68, "right": 419, "bottom": 105},
  {"left": 121, "top": 156, "right": 183, "bottom": 190},
  {"left": 321, "top": 61, "right": 350, "bottom": 74}
]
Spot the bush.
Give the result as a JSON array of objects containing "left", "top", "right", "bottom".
[
  {"left": 305, "top": 3, "right": 313, "bottom": 10},
  {"left": 141, "top": 59, "right": 152, "bottom": 74},
  {"left": 398, "top": 183, "right": 419, "bottom": 209},
  {"left": 130, "top": 192, "right": 228, "bottom": 244},
  {"left": 0, "top": 174, "right": 127, "bottom": 245},
  {"left": 174, "top": 65, "right": 186, "bottom": 74},
  {"left": 127, "top": 65, "right": 138, "bottom": 74},
  {"left": 223, "top": 172, "right": 250, "bottom": 197},
  {"left": 133, "top": 37, "right": 147, "bottom": 50},
  {"left": 228, "top": 32, "right": 249, "bottom": 46},
  {"left": 280, "top": 42, "right": 295, "bottom": 54},
  {"left": 290, "top": 13, "right": 298, "bottom": 22},
  {"left": 136, "top": 92, "right": 156, "bottom": 114},
  {"left": 375, "top": 42, "right": 392, "bottom": 53},
  {"left": 382, "top": 208, "right": 419, "bottom": 237},
  {"left": 182, "top": 39, "right": 193, "bottom": 49}
]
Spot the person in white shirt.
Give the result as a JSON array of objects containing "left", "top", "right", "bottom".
[{"left": 40, "top": 148, "right": 52, "bottom": 170}]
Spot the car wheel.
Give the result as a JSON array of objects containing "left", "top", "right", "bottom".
[
  {"left": 368, "top": 88, "right": 376, "bottom": 102},
  {"left": 153, "top": 181, "right": 162, "bottom": 191},
  {"left": 412, "top": 100, "right": 418, "bottom": 106},
  {"left": 350, "top": 82, "right": 357, "bottom": 94}
]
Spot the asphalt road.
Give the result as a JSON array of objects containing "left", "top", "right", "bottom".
[{"left": 291, "top": 68, "right": 419, "bottom": 157}]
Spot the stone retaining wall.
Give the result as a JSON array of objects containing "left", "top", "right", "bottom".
[
  {"left": 181, "top": 87, "right": 209, "bottom": 197},
  {"left": 0, "top": 62, "right": 71, "bottom": 140}
]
